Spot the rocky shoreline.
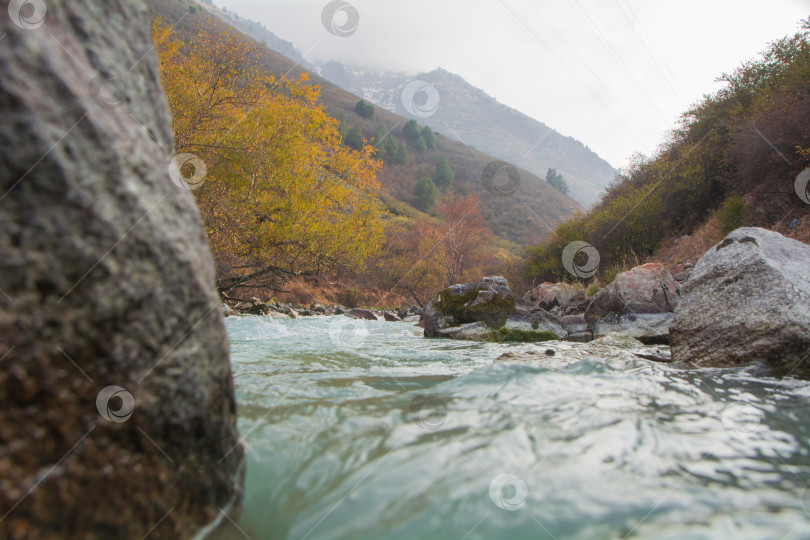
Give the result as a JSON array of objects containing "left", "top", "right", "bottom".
[
  {"left": 426, "top": 227, "right": 810, "bottom": 377},
  {"left": 227, "top": 227, "right": 810, "bottom": 379},
  {"left": 223, "top": 297, "right": 424, "bottom": 322}
]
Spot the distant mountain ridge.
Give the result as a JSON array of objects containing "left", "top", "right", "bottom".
[
  {"left": 313, "top": 63, "right": 616, "bottom": 206},
  {"left": 198, "top": 1, "right": 614, "bottom": 205},
  {"left": 172, "top": 0, "right": 584, "bottom": 246}
]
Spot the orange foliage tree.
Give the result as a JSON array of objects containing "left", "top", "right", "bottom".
[
  {"left": 153, "top": 21, "right": 386, "bottom": 295},
  {"left": 438, "top": 193, "right": 491, "bottom": 284},
  {"left": 373, "top": 218, "right": 448, "bottom": 307}
]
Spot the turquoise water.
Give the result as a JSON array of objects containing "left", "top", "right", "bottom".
[{"left": 225, "top": 315, "right": 810, "bottom": 539}]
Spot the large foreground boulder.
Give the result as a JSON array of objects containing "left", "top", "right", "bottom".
[
  {"left": 0, "top": 3, "right": 243, "bottom": 539},
  {"left": 671, "top": 228, "right": 810, "bottom": 377}
]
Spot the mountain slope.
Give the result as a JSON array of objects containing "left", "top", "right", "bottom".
[
  {"left": 313, "top": 64, "right": 616, "bottom": 206},
  {"left": 149, "top": 0, "right": 583, "bottom": 245},
  {"left": 192, "top": 1, "right": 614, "bottom": 206}
]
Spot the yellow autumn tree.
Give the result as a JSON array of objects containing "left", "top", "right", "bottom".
[{"left": 153, "top": 21, "right": 386, "bottom": 294}]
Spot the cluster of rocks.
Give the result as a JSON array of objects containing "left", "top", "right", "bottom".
[
  {"left": 223, "top": 297, "right": 422, "bottom": 322},
  {"left": 424, "top": 264, "right": 680, "bottom": 345},
  {"left": 426, "top": 227, "right": 810, "bottom": 378}
]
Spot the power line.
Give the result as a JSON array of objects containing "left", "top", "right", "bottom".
[
  {"left": 523, "top": 0, "right": 659, "bottom": 141},
  {"left": 498, "top": 0, "right": 650, "bottom": 150},
  {"left": 622, "top": 0, "right": 690, "bottom": 102},
  {"left": 567, "top": 0, "right": 672, "bottom": 124},
  {"left": 612, "top": 0, "right": 689, "bottom": 106}
]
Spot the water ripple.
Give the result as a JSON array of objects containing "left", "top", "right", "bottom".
[{"left": 225, "top": 315, "right": 810, "bottom": 540}]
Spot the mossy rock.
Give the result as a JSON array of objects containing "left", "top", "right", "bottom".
[
  {"left": 486, "top": 328, "right": 560, "bottom": 343},
  {"left": 434, "top": 287, "right": 516, "bottom": 328}
]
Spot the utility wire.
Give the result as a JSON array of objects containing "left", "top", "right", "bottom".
[
  {"left": 523, "top": 0, "right": 659, "bottom": 141},
  {"left": 568, "top": 0, "right": 672, "bottom": 124},
  {"left": 612, "top": 0, "right": 690, "bottom": 106},
  {"left": 498, "top": 0, "right": 649, "bottom": 150},
  {"left": 622, "top": 0, "right": 690, "bottom": 102}
]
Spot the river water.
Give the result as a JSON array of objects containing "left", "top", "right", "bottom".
[{"left": 225, "top": 315, "right": 810, "bottom": 540}]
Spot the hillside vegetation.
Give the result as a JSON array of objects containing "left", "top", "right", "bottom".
[
  {"left": 153, "top": 20, "right": 386, "bottom": 294},
  {"left": 171, "top": 0, "right": 584, "bottom": 247},
  {"left": 526, "top": 18, "right": 810, "bottom": 284},
  {"left": 198, "top": 3, "right": 614, "bottom": 207},
  {"left": 149, "top": 0, "right": 572, "bottom": 306},
  {"left": 315, "top": 63, "right": 616, "bottom": 207}
]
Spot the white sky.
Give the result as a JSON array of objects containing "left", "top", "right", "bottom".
[{"left": 214, "top": 0, "right": 808, "bottom": 169}]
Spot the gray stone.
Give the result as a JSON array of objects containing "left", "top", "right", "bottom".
[
  {"left": 593, "top": 308, "right": 673, "bottom": 345},
  {"left": 567, "top": 332, "right": 592, "bottom": 343},
  {"left": 561, "top": 314, "right": 587, "bottom": 335},
  {"left": 433, "top": 321, "right": 491, "bottom": 340},
  {"left": 503, "top": 308, "right": 567, "bottom": 339},
  {"left": 345, "top": 308, "right": 377, "bottom": 320},
  {"left": 672, "top": 269, "right": 692, "bottom": 282},
  {"left": 424, "top": 278, "right": 567, "bottom": 341},
  {"left": 671, "top": 227, "right": 810, "bottom": 376},
  {"left": 523, "top": 282, "right": 580, "bottom": 310},
  {"left": 482, "top": 275, "right": 509, "bottom": 287},
  {"left": 222, "top": 303, "right": 237, "bottom": 317},
  {"left": 584, "top": 264, "right": 680, "bottom": 344},
  {"left": 585, "top": 263, "right": 680, "bottom": 324},
  {"left": 0, "top": 2, "right": 243, "bottom": 538}
]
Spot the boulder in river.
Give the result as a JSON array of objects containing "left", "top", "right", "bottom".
[
  {"left": 345, "top": 308, "right": 378, "bottom": 320},
  {"left": 524, "top": 282, "right": 590, "bottom": 316},
  {"left": 585, "top": 263, "right": 680, "bottom": 344},
  {"left": 424, "top": 277, "right": 565, "bottom": 341},
  {"left": 523, "top": 282, "right": 578, "bottom": 309},
  {"left": 592, "top": 301, "right": 674, "bottom": 345},
  {"left": 670, "top": 227, "right": 810, "bottom": 377},
  {"left": 0, "top": 2, "right": 243, "bottom": 537}
]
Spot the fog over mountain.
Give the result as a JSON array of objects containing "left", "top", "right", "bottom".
[
  {"left": 202, "top": 1, "right": 617, "bottom": 205},
  {"left": 213, "top": 0, "right": 808, "bottom": 169},
  {"left": 316, "top": 61, "right": 615, "bottom": 205}
]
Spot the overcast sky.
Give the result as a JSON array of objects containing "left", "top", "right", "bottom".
[{"left": 214, "top": 0, "right": 808, "bottom": 169}]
